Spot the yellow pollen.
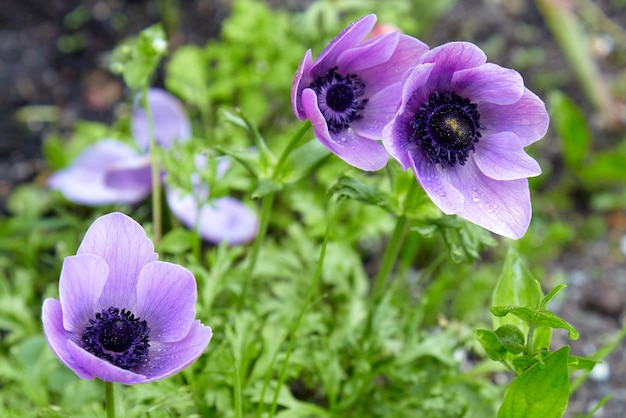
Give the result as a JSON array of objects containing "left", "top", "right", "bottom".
[{"left": 445, "top": 118, "right": 464, "bottom": 136}]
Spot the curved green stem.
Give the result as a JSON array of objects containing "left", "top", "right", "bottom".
[
  {"left": 370, "top": 214, "right": 408, "bottom": 303},
  {"left": 105, "top": 381, "right": 115, "bottom": 418},
  {"left": 267, "top": 198, "right": 334, "bottom": 418},
  {"left": 238, "top": 121, "right": 312, "bottom": 309},
  {"left": 142, "top": 86, "right": 162, "bottom": 244},
  {"left": 271, "top": 121, "right": 311, "bottom": 179},
  {"left": 238, "top": 192, "right": 275, "bottom": 309}
]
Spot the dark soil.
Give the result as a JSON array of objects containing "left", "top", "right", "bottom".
[{"left": 1, "top": 1, "right": 625, "bottom": 417}]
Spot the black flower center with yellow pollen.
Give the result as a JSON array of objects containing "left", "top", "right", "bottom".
[
  {"left": 411, "top": 91, "right": 483, "bottom": 167},
  {"left": 310, "top": 66, "right": 368, "bottom": 133},
  {"left": 82, "top": 307, "right": 150, "bottom": 370}
]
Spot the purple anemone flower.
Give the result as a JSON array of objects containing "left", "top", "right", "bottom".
[
  {"left": 42, "top": 212, "right": 212, "bottom": 384},
  {"left": 292, "top": 14, "right": 428, "bottom": 171},
  {"left": 48, "top": 140, "right": 153, "bottom": 206},
  {"left": 48, "top": 89, "right": 190, "bottom": 206},
  {"left": 132, "top": 88, "right": 192, "bottom": 151},
  {"left": 383, "top": 42, "right": 549, "bottom": 239},
  {"left": 165, "top": 156, "right": 258, "bottom": 245}
]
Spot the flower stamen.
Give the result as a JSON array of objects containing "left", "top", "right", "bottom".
[
  {"left": 411, "top": 91, "right": 483, "bottom": 167},
  {"left": 310, "top": 66, "right": 368, "bottom": 133},
  {"left": 82, "top": 307, "right": 150, "bottom": 370}
]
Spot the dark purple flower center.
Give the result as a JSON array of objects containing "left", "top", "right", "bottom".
[
  {"left": 82, "top": 307, "right": 150, "bottom": 370},
  {"left": 309, "top": 66, "right": 368, "bottom": 133},
  {"left": 411, "top": 91, "right": 483, "bottom": 167}
]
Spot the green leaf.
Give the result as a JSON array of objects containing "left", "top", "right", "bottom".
[
  {"left": 157, "top": 228, "right": 192, "bottom": 254},
  {"left": 110, "top": 24, "right": 167, "bottom": 89},
  {"left": 473, "top": 329, "right": 508, "bottom": 361},
  {"left": 278, "top": 139, "right": 331, "bottom": 184},
  {"left": 540, "top": 284, "right": 567, "bottom": 309},
  {"left": 165, "top": 45, "right": 210, "bottom": 109},
  {"left": 490, "top": 306, "right": 579, "bottom": 340},
  {"left": 498, "top": 346, "right": 570, "bottom": 418},
  {"left": 328, "top": 175, "right": 395, "bottom": 212},
  {"left": 252, "top": 178, "right": 283, "bottom": 199},
  {"left": 221, "top": 108, "right": 275, "bottom": 174},
  {"left": 495, "top": 324, "right": 525, "bottom": 355},
  {"left": 547, "top": 91, "right": 591, "bottom": 170},
  {"left": 492, "top": 249, "right": 541, "bottom": 332}
]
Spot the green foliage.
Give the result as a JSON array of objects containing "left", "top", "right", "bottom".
[{"left": 3, "top": 1, "right": 626, "bottom": 417}]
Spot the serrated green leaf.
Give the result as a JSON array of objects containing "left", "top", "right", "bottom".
[
  {"left": 498, "top": 346, "right": 570, "bottom": 418},
  {"left": 328, "top": 175, "right": 395, "bottom": 213}
]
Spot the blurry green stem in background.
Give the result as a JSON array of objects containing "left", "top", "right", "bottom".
[
  {"left": 142, "top": 86, "right": 163, "bottom": 244},
  {"left": 536, "top": 0, "right": 614, "bottom": 123}
]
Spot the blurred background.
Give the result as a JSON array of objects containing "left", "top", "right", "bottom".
[{"left": 1, "top": 0, "right": 625, "bottom": 416}]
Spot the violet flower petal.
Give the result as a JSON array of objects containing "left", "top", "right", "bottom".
[
  {"left": 382, "top": 63, "right": 436, "bottom": 169},
  {"left": 452, "top": 63, "right": 524, "bottom": 105},
  {"left": 310, "top": 14, "right": 377, "bottom": 76},
  {"left": 42, "top": 299, "right": 92, "bottom": 379},
  {"left": 48, "top": 140, "right": 151, "bottom": 206},
  {"left": 409, "top": 151, "right": 465, "bottom": 214},
  {"left": 66, "top": 340, "right": 147, "bottom": 384},
  {"left": 135, "top": 261, "right": 197, "bottom": 343},
  {"left": 77, "top": 212, "right": 158, "bottom": 311},
  {"left": 59, "top": 254, "right": 108, "bottom": 334},
  {"left": 132, "top": 88, "right": 191, "bottom": 152},
  {"left": 292, "top": 49, "right": 314, "bottom": 120},
  {"left": 336, "top": 31, "right": 399, "bottom": 73},
  {"left": 473, "top": 132, "right": 542, "bottom": 180},
  {"left": 353, "top": 82, "right": 403, "bottom": 140},
  {"left": 301, "top": 88, "right": 389, "bottom": 171},
  {"left": 480, "top": 89, "right": 549, "bottom": 147},
  {"left": 420, "top": 42, "right": 487, "bottom": 92},
  {"left": 137, "top": 320, "right": 212, "bottom": 382},
  {"left": 449, "top": 163, "right": 532, "bottom": 239}
]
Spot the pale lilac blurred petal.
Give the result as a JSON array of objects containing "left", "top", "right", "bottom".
[
  {"left": 136, "top": 261, "right": 196, "bottom": 343},
  {"left": 166, "top": 184, "right": 259, "bottom": 245},
  {"left": 132, "top": 88, "right": 191, "bottom": 151},
  {"left": 104, "top": 155, "right": 153, "bottom": 191},
  {"left": 48, "top": 140, "right": 151, "bottom": 206}
]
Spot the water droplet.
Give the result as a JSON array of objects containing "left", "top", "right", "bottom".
[{"left": 472, "top": 197, "right": 480, "bottom": 203}]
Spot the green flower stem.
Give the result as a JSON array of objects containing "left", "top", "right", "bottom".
[
  {"left": 105, "top": 381, "right": 115, "bottom": 418},
  {"left": 237, "top": 121, "right": 312, "bottom": 309},
  {"left": 271, "top": 121, "right": 311, "bottom": 179},
  {"left": 267, "top": 198, "right": 335, "bottom": 418},
  {"left": 238, "top": 192, "right": 275, "bottom": 310},
  {"left": 233, "top": 359, "right": 243, "bottom": 418},
  {"left": 370, "top": 177, "right": 419, "bottom": 302},
  {"left": 525, "top": 323, "right": 536, "bottom": 357},
  {"left": 142, "top": 86, "right": 162, "bottom": 244},
  {"left": 370, "top": 214, "right": 408, "bottom": 303}
]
